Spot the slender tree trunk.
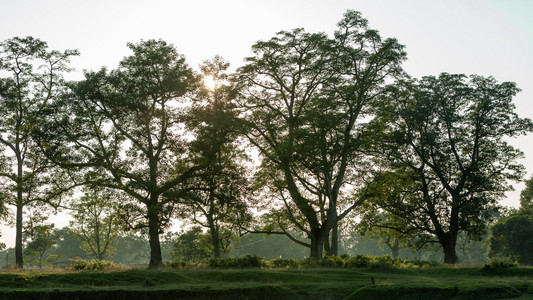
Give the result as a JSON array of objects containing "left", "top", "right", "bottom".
[
  {"left": 147, "top": 203, "right": 163, "bottom": 268},
  {"left": 324, "top": 235, "right": 330, "bottom": 255},
  {"left": 15, "top": 203, "right": 23, "bottom": 268},
  {"left": 207, "top": 215, "right": 221, "bottom": 258},
  {"left": 15, "top": 150, "right": 24, "bottom": 268}
]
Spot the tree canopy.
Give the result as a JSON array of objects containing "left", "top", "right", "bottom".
[
  {"left": 237, "top": 10, "right": 406, "bottom": 258},
  {"left": 37, "top": 39, "right": 203, "bottom": 268},
  {"left": 364, "top": 73, "right": 533, "bottom": 263},
  {"left": 0, "top": 36, "right": 78, "bottom": 267}
]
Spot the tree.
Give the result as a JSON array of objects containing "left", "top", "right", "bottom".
[
  {"left": 369, "top": 73, "right": 533, "bottom": 264},
  {"left": 357, "top": 213, "right": 413, "bottom": 259},
  {"left": 70, "top": 187, "right": 120, "bottom": 260},
  {"left": 37, "top": 39, "right": 201, "bottom": 268},
  {"left": 177, "top": 56, "right": 251, "bottom": 258},
  {"left": 0, "top": 36, "right": 78, "bottom": 267},
  {"left": 24, "top": 224, "right": 56, "bottom": 269},
  {"left": 51, "top": 227, "right": 88, "bottom": 260},
  {"left": 520, "top": 175, "right": 533, "bottom": 214},
  {"left": 487, "top": 214, "right": 533, "bottom": 265},
  {"left": 237, "top": 10, "right": 405, "bottom": 257},
  {"left": 170, "top": 227, "right": 211, "bottom": 261}
]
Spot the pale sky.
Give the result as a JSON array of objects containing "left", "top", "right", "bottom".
[{"left": 1, "top": 0, "right": 532, "bottom": 247}]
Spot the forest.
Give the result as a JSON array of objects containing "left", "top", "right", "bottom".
[{"left": 1, "top": 10, "right": 533, "bottom": 271}]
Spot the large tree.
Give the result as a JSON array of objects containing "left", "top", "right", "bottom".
[
  {"left": 176, "top": 56, "right": 251, "bottom": 258},
  {"left": 368, "top": 73, "right": 533, "bottom": 264},
  {"left": 0, "top": 36, "right": 78, "bottom": 267},
  {"left": 237, "top": 10, "right": 405, "bottom": 257},
  {"left": 37, "top": 39, "right": 202, "bottom": 268}
]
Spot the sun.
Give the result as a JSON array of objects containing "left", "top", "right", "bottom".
[{"left": 203, "top": 75, "right": 216, "bottom": 91}]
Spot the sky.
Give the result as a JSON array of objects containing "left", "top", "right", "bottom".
[{"left": 1, "top": 0, "right": 532, "bottom": 247}]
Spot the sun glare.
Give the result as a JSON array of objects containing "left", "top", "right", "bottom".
[{"left": 203, "top": 75, "right": 216, "bottom": 91}]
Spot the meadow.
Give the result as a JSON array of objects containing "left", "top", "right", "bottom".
[{"left": 1, "top": 263, "right": 532, "bottom": 299}]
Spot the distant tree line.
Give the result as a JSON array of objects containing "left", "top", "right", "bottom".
[{"left": 1, "top": 10, "right": 532, "bottom": 268}]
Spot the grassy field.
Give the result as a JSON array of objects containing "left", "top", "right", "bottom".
[{"left": 0, "top": 266, "right": 532, "bottom": 299}]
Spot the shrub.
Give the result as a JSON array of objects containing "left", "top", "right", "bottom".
[
  {"left": 407, "top": 260, "right": 440, "bottom": 268},
  {"left": 319, "top": 256, "right": 345, "bottom": 268},
  {"left": 481, "top": 258, "right": 517, "bottom": 276},
  {"left": 345, "top": 255, "right": 371, "bottom": 268},
  {"left": 70, "top": 258, "right": 123, "bottom": 271},
  {"left": 208, "top": 255, "right": 265, "bottom": 269},
  {"left": 486, "top": 257, "right": 517, "bottom": 269},
  {"left": 268, "top": 258, "right": 301, "bottom": 269}
]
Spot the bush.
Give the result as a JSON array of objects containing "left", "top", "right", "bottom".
[
  {"left": 345, "top": 255, "right": 371, "bottom": 268},
  {"left": 406, "top": 259, "right": 440, "bottom": 268},
  {"left": 208, "top": 255, "right": 265, "bottom": 269},
  {"left": 319, "top": 256, "right": 346, "bottom": 268},
  {"left": 268, "top": 258, "right": 301, "bottom": 269},
  {"left": 481, "top": 258, "right": 517, "bottom": 276},
  {"left": 70, "top": 258, "right": 123, "bottom": 271},
  {"left": 167, "top": 255, "right": 441, "bottom": 270}
]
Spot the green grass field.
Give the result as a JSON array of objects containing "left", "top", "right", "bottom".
[{"left": 0, "top": 266, "right": 532, "bottom": 299}]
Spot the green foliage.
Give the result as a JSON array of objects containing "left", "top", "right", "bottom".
[
  {"left": 238, "top": 9, "right": 407, "bottom": 258},
  {"left": 177, "top": 56, "right": 252, "bottom": 258},
  {"left": 368, "top": 73, "right": 533, "bottom": 264},
  {"left": 37, "top": 38, "right": 200, "bottom": 268},
  {"left": 166, "top": 254, "right": 436, "bottom": 271},
  {"left": 267, "top": 258, "right": 301, "bottom": 269},
  {"left": 70, "top": 258, "right": 123, "bottom": 271},
  {"left": 171, "top": 227, "right": 212, "bottom": 261},
  {"left": 70, "top": 187, "right": 120, "bottom": 260},
  {"left": 24, "top": 223, "right": 57, "bottom": 269},
  {"left": 0, "top": 36, "right": 78, "bottom": 267},
  {"left": 487, "top": 213, "right": 533, "bottom": 265},
  {"left": 208, "top": 255, "right": 265, "bottom": 269},
  {"left": 520, "top": 175, "right": 533, "bottom": 214}
]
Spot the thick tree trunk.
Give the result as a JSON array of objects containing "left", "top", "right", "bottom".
[
  {"left": 309, "top": 230, "right": 325, "bottom": 258},
  {"left": 330, "top": 222, "right": 339, "bottom": 256},
  {"left": 147, "top": 205, "right": 163, "bottom": 268},
  {"left": 441, "top": 237, "right": 458, "bottom": 264}
]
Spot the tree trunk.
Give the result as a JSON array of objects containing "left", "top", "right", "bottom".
[
  {"left": 207, "top": 215, "right": 221, "bottom": 258},
  {"left": 15, "top": 154, "right": 24, "bottom": 268},
  {"left": 309, "top": 228, "right": 329, "bottom": 258},
  {"left": 15, "top": 203, "right": 23, "bottom": 268},
  {"left": 330, "top": 222, "right": 339, "bottom": 256},
  {"left": 147, "top": 204, "right": 163, "bottom": 268},
  {"left": 324, "top": 235, "right": 330, "bottom": 255},
  {"left": 389, "top": 240, "right": 399, "bottom": 259},
  {"left": 39, "top": 253, "right": 43, "bottom": 269},
  {"left": 309, "top": 232, "right": 323, "bottom": 258},
  {"left": 442, "top": 237, "right": 458, "bottom": 264}
]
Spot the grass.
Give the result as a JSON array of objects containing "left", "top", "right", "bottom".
[{"left": 0, "top": 266, "right": 532, "bottom": 299}]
